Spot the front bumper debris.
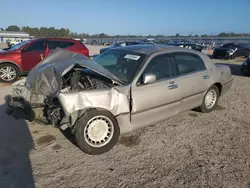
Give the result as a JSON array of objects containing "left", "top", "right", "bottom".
[{"left": 5, "top": 95, "right": 35, "bottom": 122}]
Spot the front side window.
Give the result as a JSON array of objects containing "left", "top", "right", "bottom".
[
  {"left": 174, "top": 53, "right": 206, "bottom": 75},
  {"left": 26, "top": 40, "right": 46, "bottom": 52},
  {"left": 95, "top": 50, "right": 146, "bottom": 83},
  {"left": 143, "top": 54, "right": 177, "bottom": 81},
  {"left": 7, "top": 39, "right": 33, "bottom": 51}
]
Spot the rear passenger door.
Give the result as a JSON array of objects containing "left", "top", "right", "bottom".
[{"left": 173, "top": 52, "right": 213, "bottom": 112}]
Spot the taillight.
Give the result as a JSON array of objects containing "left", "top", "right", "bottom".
[
  {"left": 80, "top": 43, "right": 90, "bottom": 57},
  {"left": 83, "top": 48, "right": 89, "bottom": 58}
]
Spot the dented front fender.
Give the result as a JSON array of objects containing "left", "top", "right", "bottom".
[{"left": 57, "top": 86, "right": 131, "bottom": 117}]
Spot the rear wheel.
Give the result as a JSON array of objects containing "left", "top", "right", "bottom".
[
  {"left": 197, "top": 85, "right": 219, "bottom": 113},
  {"left": 74, "top": 109, "right": 120, "bottom": 155},
  {"left": 0, "top": 63, "right": 19, "bottom": 83}
]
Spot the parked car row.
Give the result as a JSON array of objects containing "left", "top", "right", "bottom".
[
  {"left": 5, "top": 44, "right": 233, "bottom": 155},
  {"left": 167, "top": 40, "right": 203, "bottom": 51},
  {"left": 100, "top": 41, "right": 146, "bottom": 53}
]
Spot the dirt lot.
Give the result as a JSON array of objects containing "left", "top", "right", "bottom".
[{"left": 0, "top": 47, "right": 250, "bottom": 188}]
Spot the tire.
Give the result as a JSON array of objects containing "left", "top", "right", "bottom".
[
  {"left": 74, "top": 109, "right": 120, "bottom": 155},
  {"left": 0, "top": 63, "right": 19, "bottom": 83},
  {"left": 197, "top": 85, "right": 219, "bottom": 113}
]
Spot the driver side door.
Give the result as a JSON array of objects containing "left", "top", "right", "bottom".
[
  {"left": 131, "top": 53, "right": 181, "bottom": 130},
  {"left": 21, "top": 39, "right": 47, "bottom": 71}
]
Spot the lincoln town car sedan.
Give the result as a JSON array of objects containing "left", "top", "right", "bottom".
[{"left": 5, "top": 45, "right": 233, "bottom": 155}]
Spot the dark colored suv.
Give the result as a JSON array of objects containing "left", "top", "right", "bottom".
[{"left": 0, "top": 38, "right": 89, "bottom": 82}]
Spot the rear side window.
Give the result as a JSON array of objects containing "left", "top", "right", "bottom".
[
  {"left": 174, "top": 53, "right": 206, "bottom": 75},
  {"left": 48, "top": 40, "right": 75, "bottom": 50}
]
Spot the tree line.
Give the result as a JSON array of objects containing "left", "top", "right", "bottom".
[{"left": 1, "top": 25, "right": 250, "bottom": 39}]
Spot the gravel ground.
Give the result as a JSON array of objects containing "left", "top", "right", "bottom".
[{"left": 0, "top": 48, "right": 250, "bottom": 188}]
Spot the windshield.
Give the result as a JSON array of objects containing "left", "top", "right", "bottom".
[
  {"left": 7, "top": 39, "right": 33, "bottom": 51},
  {"left": 109, "top": 42, "right": 126, "bottom": 48},
  {"left": 94, "top": 50, "right": 146, "bottom": 84},
  {"left": 109, "top": 43, "right": 119, "bottom": 48}
]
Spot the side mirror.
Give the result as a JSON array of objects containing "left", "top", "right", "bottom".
[{"left": 143, "top": 73, "right": 156, "bottom": 85}]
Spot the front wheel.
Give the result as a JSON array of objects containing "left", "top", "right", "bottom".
[
  {"left": 74, "top": 109, "right": 120, "bottom": 155},
  {"left": 0, "top": 63, "right": 19, "bottom": 83},
  {"left": 197, "top": 85, "right": 219, "bottom": 113}
]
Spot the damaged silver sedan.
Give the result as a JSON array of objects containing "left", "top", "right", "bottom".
[{"left": 5, "top": 45, "right": 233, "bottom": 155}]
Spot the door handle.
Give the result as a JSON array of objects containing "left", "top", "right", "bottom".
[
  {"left": 40, "top": 54, "right": 44, "bottom": 60},
  {"left": 168, "top": 84, "right": 178, "bottom": 90},
  {"left": 202, "top": 75, "right": 210, "bottom": 79}
]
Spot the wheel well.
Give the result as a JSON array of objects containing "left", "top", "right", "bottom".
[
  {"left": 0, "top": 62, "right": 21, "bottom": 75},
  {"left": 71, "top": 108, "right": 117, "bottom": 130},
  {"left": 214, "top": 83, "right": 222, "bottom": 96}
]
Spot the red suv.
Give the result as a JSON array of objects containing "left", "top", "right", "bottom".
[{"left": 0, "top": 38, "right": 89, "bottom": 82}]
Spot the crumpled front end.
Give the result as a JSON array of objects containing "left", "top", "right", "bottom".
[{"left": 5, "top": 48, "right": 132, "bottom": 132}]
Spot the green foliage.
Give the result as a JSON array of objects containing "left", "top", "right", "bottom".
[
  {"left": 2, "top": 25, "right": 250, "bottom": 38},
  {"left": 5, "top": 25, "right": 21, "bottom": 32}
]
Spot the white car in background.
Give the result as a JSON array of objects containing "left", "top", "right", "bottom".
[{"left": 10, "top": 39, "right": 23, "bottom": 46}]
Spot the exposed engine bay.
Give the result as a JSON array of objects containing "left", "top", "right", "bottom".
[{"left": 62, "top": 68, "right": 112, "bottom": 92}]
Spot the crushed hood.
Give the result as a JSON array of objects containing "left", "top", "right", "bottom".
[{"left": 26, "top": 48, "right": 123, "bottom": 97}]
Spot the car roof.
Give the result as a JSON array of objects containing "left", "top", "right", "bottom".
[
  {"left": 109, "top": 44, "right": 197, "bottom": 55},
  {"left": 34, "top": 37, "right": 79, "bottom": 42}
]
